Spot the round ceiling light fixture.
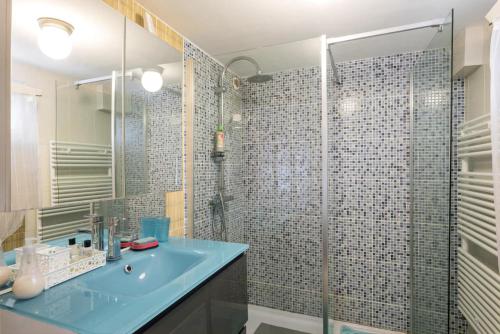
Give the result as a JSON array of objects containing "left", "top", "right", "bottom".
[
  {"left": 37, "top": 17, "right": 74, "bottom": 60},
  {"left": 141, "top": 68, "right": 164, "bottom": 93}
]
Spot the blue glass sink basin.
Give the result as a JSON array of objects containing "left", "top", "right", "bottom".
[
  {"left": 83, "top": 247, "right": 206, "bottom": 297},
  {"left": 0, "top": 237, "right": 248, "bottom": 334}
]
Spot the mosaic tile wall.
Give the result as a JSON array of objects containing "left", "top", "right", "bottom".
[
  {"left": 241, "top": 67, "right": 323, "bottom": 316},
  {"left": 184, "top": 40, "right": 245, "bottom": 243},
  {"left": 123, "top": 84, "right": 183, "bottom": 233},
  {"left": 411, "top": 48, "right": 452, "bottom": 334},
  {"left": 449, "top": 79, "right": 467, "bottom": 334},
  {"left": 326, "top": 53, "right": 416, "bottom": 332},
  {"left": 241, "top": 51, "right": 464, "bottom": 333}
]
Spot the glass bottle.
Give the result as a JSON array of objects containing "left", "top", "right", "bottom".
[{"left": 12, "top": 244, "right": 45, "bottom": 299}]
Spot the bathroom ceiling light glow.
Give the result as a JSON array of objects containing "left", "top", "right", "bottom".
[
  {"left": 37, "top": 17, "right": 74, "bottom": 60},
  {"left": 141, "top": 69, "right": 163, "bottom": 93}
]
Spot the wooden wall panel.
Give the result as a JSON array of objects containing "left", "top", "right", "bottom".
[
  {"left": 101, "top": 0, "right": 183, "bottom": 52},
  {"left": 165, "top": 191, "right": 184, "bottom": 237}
]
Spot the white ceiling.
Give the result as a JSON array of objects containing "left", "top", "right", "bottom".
[
  {"left": 11, "top": 0, "right": 182, "bottom": 82},
  {"left": 141, "top": 0, "right": 495, "bottom": 75}
]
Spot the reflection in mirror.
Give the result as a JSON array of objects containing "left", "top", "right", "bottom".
[
  {"left": 120, "top": 18, "right": 183, "bottom": 235},
  {"left": 123, "top": 18, "right": 183, "bottom": 197},
  {"left": 10, "top": 0, "right": 124, "bottom": 244},
  {"left": 8, "top": 0, "right": 184, "bottom": 246}
]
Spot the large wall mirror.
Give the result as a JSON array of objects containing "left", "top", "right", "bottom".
[
  {"left": 7, "top": 0, "right": 183, "bottom": 242},
  {"left": 11, "top": 0, "right": 124, "bottom": 211}
]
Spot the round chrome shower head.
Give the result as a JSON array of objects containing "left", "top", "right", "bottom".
[{"left": 247, "top": 73, "right": 273, "bottom": 83}]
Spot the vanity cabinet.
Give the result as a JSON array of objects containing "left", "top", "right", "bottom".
[{"left": 138, "top": 254, "right": 248, "bottom": 334}]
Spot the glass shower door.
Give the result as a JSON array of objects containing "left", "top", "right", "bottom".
[
  {"left": 410, "top": 11, "right": 453, "bottom": 334},
  {"left": 324, "top": 12, "right": 454, "bottom": 334}
]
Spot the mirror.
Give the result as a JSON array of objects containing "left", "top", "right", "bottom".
[
  {"left": 123, "top": 19, "right": 183, "bottom": 196},
  {"left": 9, "top": 0, "right": 184, "bottom": 243},
  {"left": 10, "top": 0, "right": 124, "bottom": 209}
]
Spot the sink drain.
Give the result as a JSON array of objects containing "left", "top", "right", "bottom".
[{"left": 124, "top": 264, "right": 133, "bottom": 274}]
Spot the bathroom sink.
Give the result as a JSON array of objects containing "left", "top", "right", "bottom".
[
  {"left": 81, "top": 246, "right": 206, "bottom": 297},
  {"left": 0, "top": 238, "right": 248, "bottom": 334}
]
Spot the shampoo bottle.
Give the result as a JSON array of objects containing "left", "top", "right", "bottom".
[{"left": 215, "top": 125, "right": 224, "bottom": 154}]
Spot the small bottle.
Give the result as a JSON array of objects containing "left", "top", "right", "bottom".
[
  {"left": 82, "top": 240, "right": 92, "bottom": 257},
  {"left": 68, "top": 238, "right": 79, "bottom": 262},
  {"left": 12, "top": 244, "right": 45, "bottom": 299},
  {"left": 214, "top": 125, "right": 224, "bottom": 154}
]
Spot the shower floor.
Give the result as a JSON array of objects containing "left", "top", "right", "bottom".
[
  {"left": 331, "top": 321, "right": 404, "bottom": 334},
  {"left": 247, "top": 305, "right": 403, "bottom": 334},
  {"left": 337, "top": 325, "right": 373, "bottom": 334}
]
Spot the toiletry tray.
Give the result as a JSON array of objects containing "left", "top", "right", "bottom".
[
  {"left": 15, "top": 245, "right": 69, "bottom": 273},
  {"left": 12, "top": 247, "right": 106, "bottom": 289}
]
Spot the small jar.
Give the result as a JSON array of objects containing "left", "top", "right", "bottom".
[
  {"left": 82, "top": 240, "right": 93, "bottom": 257},
  {"left": 68, "top": 238, "right": 79, "bottom": 262}
]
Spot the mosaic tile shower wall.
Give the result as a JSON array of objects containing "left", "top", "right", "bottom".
[
  {"left": 184, "top": 41, "right": 245, "bottom": 243},
  {"left": 185, "top": 39, "right": 465, "bottom": 333},
  {"left": 241, "top": 51, "right": 464, "bottom": 333},
  {"left": 449, "top": 79, "right": 467, "bottom": 334},
  {"left": 241, "top": 67, "right": 323, "bottom": 317},
  {"left": 326, "top": 53, "right": 416, "bottom": 332},
  {"left": 411, "top": 48, "right": 452, "bottom": 334}
]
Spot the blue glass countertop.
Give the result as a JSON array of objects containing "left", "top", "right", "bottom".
[{"left": 0, "top": 237, "right": 248, "bottom": 334}]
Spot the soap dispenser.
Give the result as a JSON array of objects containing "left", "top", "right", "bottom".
[{"left": 13, "top": 239, "right": 45, "bottom": 299}]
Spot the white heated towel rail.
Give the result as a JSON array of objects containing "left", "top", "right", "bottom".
[
  {"left": 50, "top": 141, "right": 113, "bottom": 206},
  {"left": 457, "top": 114, "right": 500, "bottom": 334},
  {"left": 37, "top": 203, "right": 91, "bottom": 241}
]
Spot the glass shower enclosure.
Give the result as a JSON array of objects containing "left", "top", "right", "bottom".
[
  {"left": 189, "top": 11, "right": 454, "bottom": 334},
  {"left": 324, "top": 12, "right": 454, "bottom": 334}
]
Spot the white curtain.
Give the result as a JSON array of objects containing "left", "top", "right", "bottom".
[{"left": 490, "top": 20, "right": 500, "bottom": 268}]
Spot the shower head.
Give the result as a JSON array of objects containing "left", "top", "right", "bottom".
[
  {"left": 247, "top": 72, "right": 273, "bottom": 83},
  {"left": 217, "top": 55, "right": 272, "bottom": 90}
]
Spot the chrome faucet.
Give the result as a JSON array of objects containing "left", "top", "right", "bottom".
[
  {"left": 82, "top": 214, "right": 105, "bottom": 251},
  {"left": 107, "top": 217, "right": 121, "bottom": 261}
]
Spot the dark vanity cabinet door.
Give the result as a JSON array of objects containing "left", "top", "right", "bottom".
[{"left": 138, "top": 254, "right": 247, "bottom": 334}]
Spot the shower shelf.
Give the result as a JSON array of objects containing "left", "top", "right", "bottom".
[{"left": 457, "top": 114, "right": 500, "bottom": 334}]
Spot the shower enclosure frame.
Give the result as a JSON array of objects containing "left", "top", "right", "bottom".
[{"left": 321, "top": 15, "right": 453, "bottom": 334}]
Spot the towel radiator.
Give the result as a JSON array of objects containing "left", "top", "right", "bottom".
[
  {"left": 50, "top": 141, "right": 113, "bottom": 206},
  {"left": 457, "top": 114, "right": 500, "bottom": 334},
  {"left": 37, "top": 203, "right": 91, "bottom": 241}
]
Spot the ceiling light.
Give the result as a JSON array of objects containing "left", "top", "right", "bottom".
[
  {"left": 141, "top": 69, "right": 163, "bottom": 93},
  {"left": 37, "top": 17, "right": 74, "bottom": 60}
]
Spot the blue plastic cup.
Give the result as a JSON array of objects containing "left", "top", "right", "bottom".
[{"left": 140, "top": 217, "right": 170, "bottom": 242}]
